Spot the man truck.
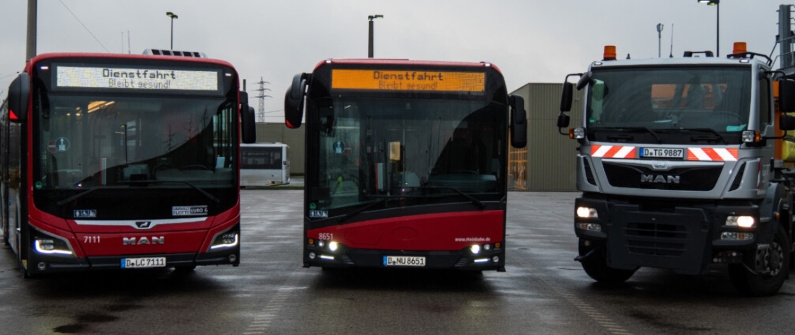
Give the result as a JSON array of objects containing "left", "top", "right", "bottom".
[{"left": 557, "top": 42, "right": 795, "bottom": 295}]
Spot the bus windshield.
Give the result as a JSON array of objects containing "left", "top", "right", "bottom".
[
  {"left": 33, "top": 92, "right": 237, "bottom": 190},
  {"left": 586, "top": 66, "right": 753, "bottom": 143},
  {"left": 308, "top": 97, "right": 507, "bottom": 213}
]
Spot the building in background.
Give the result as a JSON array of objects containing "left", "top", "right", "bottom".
[{"left": 509, "top": 83, "right": 583, "bottom": 191}]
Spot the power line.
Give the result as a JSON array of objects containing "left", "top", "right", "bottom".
[{"left": 58, "top": 0, "right": 110, "bottom": 52}]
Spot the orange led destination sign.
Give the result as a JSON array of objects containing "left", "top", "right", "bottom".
[{"left": 331, "top": 69, "right": 485, "bottom": 92}]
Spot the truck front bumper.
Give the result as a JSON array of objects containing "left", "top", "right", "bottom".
[{"left": 574, "top": 195, "right": 760, "bottom": 275}]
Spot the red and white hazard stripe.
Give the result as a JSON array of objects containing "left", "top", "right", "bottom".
[
  {"left": 591, "top": 145, "right": 636, "bottom": 159},
  {"left": 687, "top": 148, "right": 738, "bottom": 161},
  {"left": 590, "top": 144, "right": 739, "bottom": 161}
]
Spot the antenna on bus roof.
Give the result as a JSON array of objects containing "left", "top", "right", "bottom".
[{"left": 669, "top": 23, "right": 674, "bottom": 58}]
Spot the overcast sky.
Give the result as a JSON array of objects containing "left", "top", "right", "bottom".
[{"left": 0, "top": 0, "right": 791, "bottom": 121}]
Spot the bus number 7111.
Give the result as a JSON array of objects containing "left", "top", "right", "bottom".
[{"left": 84, "top": 236, "right": 101, "bottom": 243}]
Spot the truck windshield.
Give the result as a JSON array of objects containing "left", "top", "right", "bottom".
[
  {"left": 586, "top": 66, "right": 752, "bottom": 140},
  {"left": 306, "top": 97, "right": 507, "bottom": 213}
]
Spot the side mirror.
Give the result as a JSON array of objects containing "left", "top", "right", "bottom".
[
  {"left": 779, "top": 79, "right": 795, "bottom": 114},
  {"left": 8, "top": 73, "right": 30, "bottom": 122},
  {"left": 560, "top": 82, "right": 573, "bottom": 113},
  {"left": 557, "top": 113, "right": 570, "bottom": 128},
  {"left": 284, "top": 73, "right": 308, "bottom": 129},
  {"left": 239, "top": 91, "right": 256, "bottom": 143},
  {"left": 241, "top": 106, "right": 257, "bottom": 143},
  {"left": 780, "top": 114, "right": 795, "bottom": 131},
  {"left": 509, "top": 95, "right": 527, "bottom": 148}
]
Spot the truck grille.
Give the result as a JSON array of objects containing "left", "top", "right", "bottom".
[
  {"left": 625, "top": 222, "right": 687, "bottom": 256},
  {"left": 606, "top": 203, "right": 711, "bottom": 275},
  {"left": 603, "top": 162, "right": 722, "bottom": 191}
]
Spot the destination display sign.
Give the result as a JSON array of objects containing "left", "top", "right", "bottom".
[
  {"left": 55, "top": 66, "right": 219, "bottom": 92},
  {"left": 331, "top": 69, "right": 485, "bottom": 92}
]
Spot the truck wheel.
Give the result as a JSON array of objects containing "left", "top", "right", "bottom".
[
  {"left": 728, "top": 224, "right": 790, "bottom": 296},
  {"left": 2, "top": 223, "right": 8, "bottom": 246},
  {"left": 578, "top": 239, "right": 636, "bottom": 285}
]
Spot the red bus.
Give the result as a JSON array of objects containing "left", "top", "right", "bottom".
[
  {"left": 2, "top": 50, "right": 256, "bottom": 277},
  {"left": 284, "top": 59, "right": 526, "bottom": 271}
]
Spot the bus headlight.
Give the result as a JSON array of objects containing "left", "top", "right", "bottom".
[
  {"left": 470, "top": 244, "right": 481, "bottom": 255},
  {"left": 33, "top": 231, "right": 74, "bottom": 256},
  {"left": 726, "top": 215, "right": 755, "bottom": 228},
  {"left": 210, "top": 228, "right": 239, "bottom": 250}
]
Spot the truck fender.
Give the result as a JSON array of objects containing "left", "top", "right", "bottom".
[{"left": 759, "top": 182, "right": 790, "bottom": 244}]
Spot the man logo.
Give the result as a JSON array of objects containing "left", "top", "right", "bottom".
[
  {"left": 641, "top": 174, "right": 680, "bottom": 184},
  {"left": 123, "top": 236, "right": 165, "bottom": 245},
  {"left": 135, "top": 221, "right": 153, "bottom": 229}
]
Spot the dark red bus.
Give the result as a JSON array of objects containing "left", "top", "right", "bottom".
[
  {"left": 2, "top": 51, "right": 256, "bottom": 277},
  {"left": 285, "top": 59, "right": 526, "bottom": 271}
]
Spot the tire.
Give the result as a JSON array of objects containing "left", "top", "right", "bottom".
[
  {"left": 2, "top": 222, "right": 8, "bottom": 246},
  {"left": 728, "top": 224, "right": 790, "bottom": 296},
  {"left": 578, "top": 238, "right": 636, "bottom": 285}
]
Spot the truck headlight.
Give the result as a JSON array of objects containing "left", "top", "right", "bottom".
[
  {"left": 576, "top": 206, "right": 598, "bottom": 219},
  {"left": 576, "top": 222, "right": 602, "bottom": 232},
  {"left": 726, "top": 215, "right": 755, "bottom": 228}
]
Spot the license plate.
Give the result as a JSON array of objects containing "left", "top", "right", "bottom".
[
  {"left": 640, "top": 147, "right": 684, "bottom": 159},
  {"left": 121, "top": 257, "right": 166, "bottom": 269},
  {"left": 383, "top": 256, "right": 426, "bottom": 267}
]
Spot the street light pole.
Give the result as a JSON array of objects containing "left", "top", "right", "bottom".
[
  {"left": 166, "top": 11, "right": 178, "bottom": 50},
  {"left": 26, "top": 0, "right": 37, "bottom": 61},
  {"left": 368, "top": 14, "right": 383, "bottom": 58},
  {"left": 656, "top": 23, "right": 664, "bottom": 58},
  {"left": 697, "top": 0, "right": 719, "bottom": 56}
]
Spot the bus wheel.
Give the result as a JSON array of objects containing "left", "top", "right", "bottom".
[
  {"left": 578, "top": 238, "right": 636, "bottom": 285},
  {"left": 728, "top": 224, "right": 790, "bottom": 296}
]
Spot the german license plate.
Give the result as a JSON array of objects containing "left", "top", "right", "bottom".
[
  {"left": 383, "top": 256, "right": 426, "bottom": 267},
  {"left": 121, "top": 257, "right": 166, "bottom": 269},
  {"left": 640, "top": 147, "right": 684, "bottom": 159}
]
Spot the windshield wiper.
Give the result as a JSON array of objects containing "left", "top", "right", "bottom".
[
  {"left": 337, "top": 199, "right": 385, "bottom": 223},
  {"left": 337, "top": 194, "right": 434, "bottom": 223},
  {"left": 614, "top": 127, "right": 662, "bottom": 144},
  {"left": 680, "top": 128, "right": 728, "bottom": 144},
  {"left": 420, "top": 186, "right": 486, "bottom": 209},
  {"left": 56, "top": 187, "right": 101, "bottom": 206},
  {"left": 119, "top": 179, "right": 221, "bottom": 204}
]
